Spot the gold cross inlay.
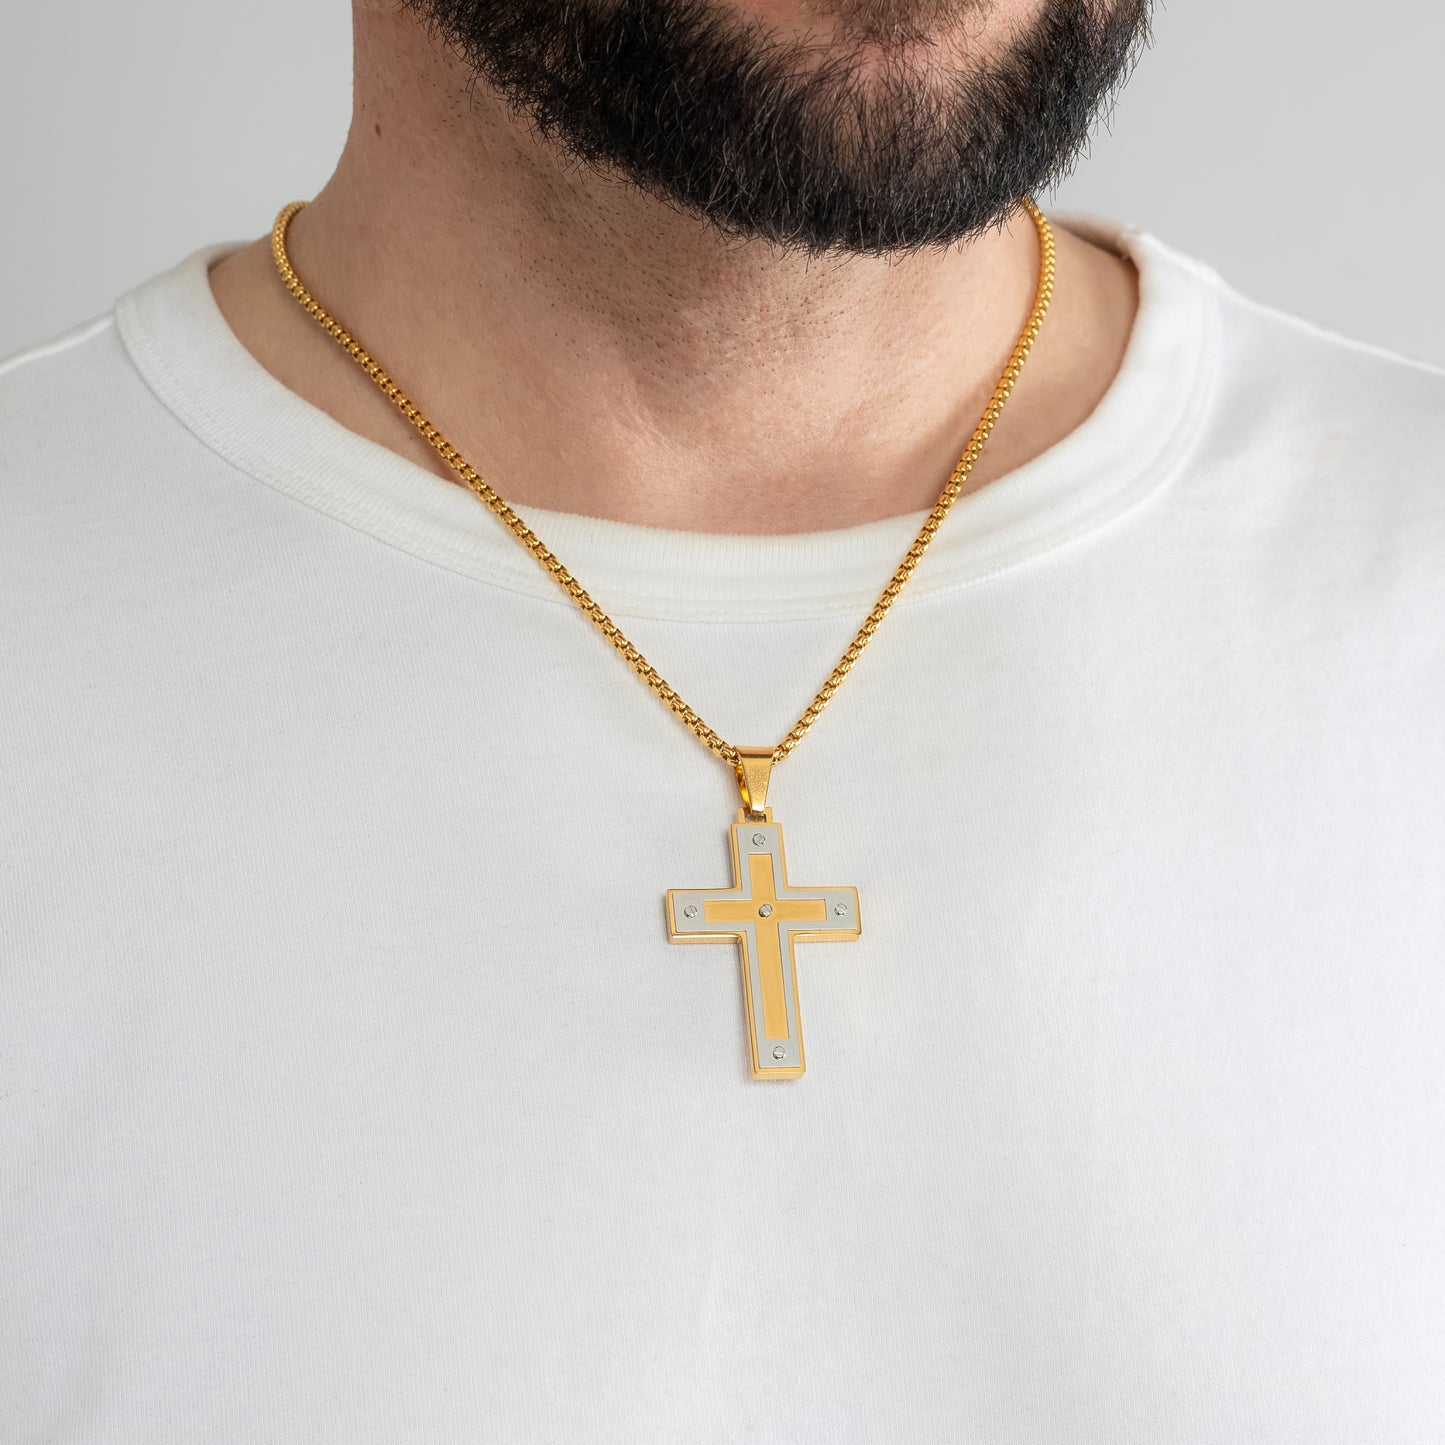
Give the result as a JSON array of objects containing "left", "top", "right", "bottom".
[{"left": 667, "top": 810, "right": 860, "bottom": 1079}]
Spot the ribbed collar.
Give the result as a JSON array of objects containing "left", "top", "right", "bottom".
[{"left": 115, "top": 213, "right": 1219, "bottom": 624}]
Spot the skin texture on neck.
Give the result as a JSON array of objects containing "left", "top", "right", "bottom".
[{"left": 210, "top": 0, "right": 1139, "bottom": 536}]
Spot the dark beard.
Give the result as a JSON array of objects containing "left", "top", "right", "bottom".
[{"left": 403, "top": 0, "right": 1151, "bottom": 255}]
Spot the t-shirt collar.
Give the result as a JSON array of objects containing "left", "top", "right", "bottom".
[{"left": 115, "top": 213, "right": 1219, "bottom": 624}]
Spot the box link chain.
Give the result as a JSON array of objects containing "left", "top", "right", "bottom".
[{"left": 271, "top": 199, "right": 1055, "bottom": 773}]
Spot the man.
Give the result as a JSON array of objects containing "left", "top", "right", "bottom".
[{"left": 3, "top": 0, "right": 1442, "bottom": 1439}]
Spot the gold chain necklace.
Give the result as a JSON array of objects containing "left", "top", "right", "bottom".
[{"left": 271, "top": 199, "right": 1055, "bottom": 1079}]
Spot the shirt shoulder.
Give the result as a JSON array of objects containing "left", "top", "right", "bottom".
[
  {"left": 0, "top": 309, "right": 167, "bottom": 508},
  {"left": 1118, "top": 227, "right": 1445, "bottom": 640},
  {"left": 0, "top": 281, "right": 255, "bottom": 640},
  {"left": 0, "top": 275, "right": 241, "bottom": 549},
  {"left": 1135, "top": 227, "right": 1445, "bottom": 457},
  {"left": 0, "top": 312, "right": 127, "bottom": 444}
]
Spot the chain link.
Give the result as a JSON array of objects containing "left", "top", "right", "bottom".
[{"left": 272, "top": 199, "right": 1054, "bottom": 771}]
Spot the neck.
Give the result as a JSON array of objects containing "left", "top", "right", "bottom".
[{"left": 210, "top": 5, "right": 1138, "bottom": 536}]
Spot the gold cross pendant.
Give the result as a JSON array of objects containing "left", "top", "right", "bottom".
[{"left": 666, "top": 750, "right": 860, "bottom": 1079}]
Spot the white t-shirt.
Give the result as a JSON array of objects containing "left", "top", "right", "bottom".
[{"left": 3, "top": 217, "right": 1444, "bottom": 1444}]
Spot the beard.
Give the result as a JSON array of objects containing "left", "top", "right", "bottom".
[{"left": 402, "top": 0, "right": 1151, "bottom": 255}]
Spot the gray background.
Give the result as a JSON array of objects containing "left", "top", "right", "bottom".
[{"left": 3, "top": 0, "right": 1443, "bottom": 365}]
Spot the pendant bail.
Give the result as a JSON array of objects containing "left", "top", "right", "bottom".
[{"left": 735, "top": 747, "right": 775, "bottom": 818}]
